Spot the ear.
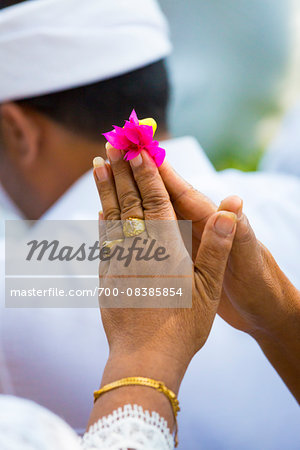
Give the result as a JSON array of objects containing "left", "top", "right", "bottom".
[{"left": 0, "top": 102, "right": 41, "bottom": 167}]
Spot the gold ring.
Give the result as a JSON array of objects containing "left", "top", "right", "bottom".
[
  {"left": 123, "top": 217, "right": 145, "bottom": 238},
  {"left": 102, "top": 239, "right": 124, "bottom": 256}
]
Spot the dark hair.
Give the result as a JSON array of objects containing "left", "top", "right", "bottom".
[
  {"left": 1, "top": 0, "right": 25, "bottom": 7},
  {"left": 16, "top": 62, "right": 169, "bottom": 139},
  {"left": 1, "top": 1, "right": 170, "bottom": 139}
]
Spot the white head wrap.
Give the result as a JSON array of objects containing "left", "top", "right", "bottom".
[{"left": 0, "top": 0, "right": 171, "bottom": 102}]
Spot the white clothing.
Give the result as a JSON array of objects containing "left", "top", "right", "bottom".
[
  {"left": 0, "top": 395, "right": 80, "bottom": 450},
  {"left": 260, "top": 101, "right": 300, "bottom": 178}
]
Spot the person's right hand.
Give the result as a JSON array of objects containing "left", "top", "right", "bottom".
[{"left": 159, "top": 161, "right": 300, "bottom": 401}]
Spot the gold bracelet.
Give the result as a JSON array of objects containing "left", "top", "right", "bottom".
[{"left": 94, "top": 376, "right": 180, "bottom": 447}]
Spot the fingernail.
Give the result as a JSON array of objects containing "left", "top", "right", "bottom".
[
  {"left": 130, "top": 154, "right": 143, "bottom": 167},
  {"left": 214, "top": 212, "right": 237, "bottom": 236},
  {"left": 107, "top": 145, "right": 122, "bottom": 162},
  {"left": 93, "top": 157, "right": 108, "bottom": 181}
]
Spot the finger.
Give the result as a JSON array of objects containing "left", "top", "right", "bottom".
[
  {"left": 106, "top": 143, "right": 144, "bottom": 221},
  {"left": 98, "top": 210, "right": 110, "bottom": 278},
  {"left": 93, "top": 157, "right": 120, "bottom": 220},
  {"left": 159, "top": 159, "right": 216, "bottom": 237},
  {"left": 128, "top": 151, "right": 179, "bottom": 240},
  {"left": 217, "top": 196, "right": 262, "bottom": 269},
  {"left": 98, "top": 211, "right": 106, "bottom": 247},
  {"left": 194, "top": 211, "right": 237, "bottom": 302},
  {"left": 93, "top": 157, "right": 123, "bottom": 240},
  {"left": 217, "top": 198, "right": 279, "bottom": 324},
  {"left": 218, "top": 195, "right": 243, "bottom": 219},
  {"left": 129, "top": 151, "right": 176, "bottom": 221}
]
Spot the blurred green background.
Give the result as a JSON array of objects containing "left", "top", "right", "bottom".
[{"left": 159, "top": 0, "right": 300, "bottom": 171}]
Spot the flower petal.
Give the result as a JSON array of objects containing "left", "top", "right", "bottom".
[
  {"left": 124, "top": 122, "right": 141, "bottom": 145},
  {"left": 153, "top": 148, "right": 166, "bottom": 167},
  {"left": 124, "top": 149, "right": 141, "bottom": 161},
  {"left": 103, "top": 129, "right": 131, "bottom": 149},
  {"left": 138, "top": 125, "right": 154, "bottom": 145},
  {"left": 129, "top": 109, "right": 139, "bottom": 126},
  {"left": 139, "top": 118, "right": 157, "bottom": 136},
  {"left": 145, "top": 141, "right": 159, "bottom": 157},
  {"left": 113, "top": 125, "right": 125, "bottom": 134}
]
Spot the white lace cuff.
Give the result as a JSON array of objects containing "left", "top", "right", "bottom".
[{"left": 80, "top": 404, "right": 174, "bottom": 450}]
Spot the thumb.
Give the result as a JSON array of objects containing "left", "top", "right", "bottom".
[
  {"left": 217, "top": 196, "right": 262, "bottom": 270},
  {"left": 194, "top": 211, "right": 237, "bottom": 300}
]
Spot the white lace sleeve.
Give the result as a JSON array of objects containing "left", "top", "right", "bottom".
[{"left": 80, "top": 404, "right": 174, "bottom": 450}]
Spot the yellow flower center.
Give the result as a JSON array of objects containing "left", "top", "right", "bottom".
[{"left": 139, "top": 118, "right": 157, "bottom": 137}]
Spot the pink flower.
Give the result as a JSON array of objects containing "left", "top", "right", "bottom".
[{"left": 103, "top": 109, "right": 166, "bottom": 167}]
